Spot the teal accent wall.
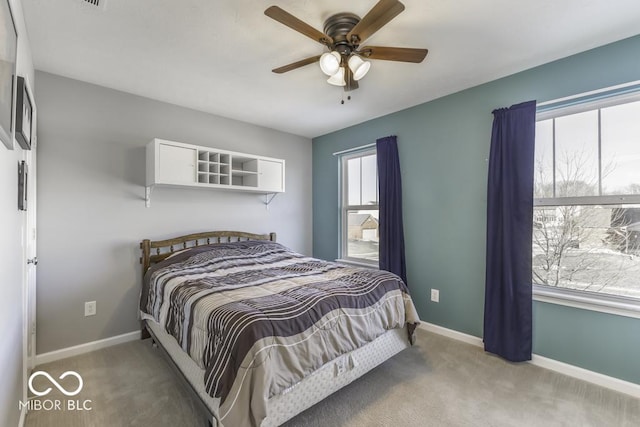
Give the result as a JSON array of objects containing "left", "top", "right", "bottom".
[
  {"left": 534, "top": 302, "right": 640, "bottom": 383},
  {"left": 313, "top": 35, "right": 640, "bottom": 384}
]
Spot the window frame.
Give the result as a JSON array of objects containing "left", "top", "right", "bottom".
[
  {"left": 533, "top": 89, "right": 640, "bottom": 316},
  {"left": 338, "top": 148, "right": 379, "bottom": 266}
]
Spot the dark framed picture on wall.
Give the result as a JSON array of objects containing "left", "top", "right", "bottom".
[
  {"left": 15, "top": 76, "right": 33, "bottom": 150},
  {"left": 0, "top": 0, "right": 18, "bottom": 150},
  {"left": 18, "top": 160, "right": 27, "bottom": 211}
]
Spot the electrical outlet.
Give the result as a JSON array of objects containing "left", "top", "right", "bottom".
[
  {"left": 84, "top": 301, "right": 96, "bottom": 317},
  {"left": 430, "top": 289, "right": 440, "bottom": 303}
]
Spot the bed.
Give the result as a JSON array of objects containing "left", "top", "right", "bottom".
[{"left": 139, "top": 231, "right": 419, "bottom": 427}]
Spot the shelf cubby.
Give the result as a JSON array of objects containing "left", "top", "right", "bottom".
[{"left": 146, "top": 139, "right": 285, "bottom": 203}]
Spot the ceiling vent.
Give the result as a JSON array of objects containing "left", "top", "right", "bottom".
[{"left": 78, "top": 0, "right": 108, "bottom": 10}]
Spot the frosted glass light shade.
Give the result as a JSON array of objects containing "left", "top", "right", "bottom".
[
  {"left": 348, "top": 55, "right": 371, "bottom": 81},
  {"left": 327, "top": 67, "right": 346, "bottom": 86},
  {"left": 319, "top": 51, "right": 341, "bottom": 76}
]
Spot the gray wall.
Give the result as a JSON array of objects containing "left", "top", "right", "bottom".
[
  {"left": 35, "top": 71, "right": 312, "bottom": 354},
  {"left": 0, "top": 1, "right": 34, "bottom": 425},
  {"left": 313, "top": 35, "right": 640, "bottom": 384}
]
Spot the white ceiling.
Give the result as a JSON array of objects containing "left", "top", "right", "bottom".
[{"left": 21, "top": 0, "right": 640, "bottom": 138}]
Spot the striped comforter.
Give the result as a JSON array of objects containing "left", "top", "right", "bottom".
[{"left": 140, "top": 240, "right": 419, "bottom": 426}]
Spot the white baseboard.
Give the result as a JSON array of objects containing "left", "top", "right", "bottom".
[
  {"left": 35, "top": 331, "right": 140, "bottom": 365},
  {"left": 530, "top": 354, "right": 640, "bottom": 399},
  {"left": 418, "top": 321, "right": 640, "bottom": 399},
  {"left": 418, "top": 321, "right": 484, "bottom": 347}
]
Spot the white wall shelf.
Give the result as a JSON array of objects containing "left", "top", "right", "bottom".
[{"left": 145, "top": 139, "right": 285, "bottom": 207}]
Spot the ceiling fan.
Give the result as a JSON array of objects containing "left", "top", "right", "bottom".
[{"left": 265, "top": 0, "right": 428, "bottom": 92}]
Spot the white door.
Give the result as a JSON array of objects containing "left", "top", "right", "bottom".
[
  {"left": 22, "top": 108, "right": 38, "bottom": 373},
  {"left": 158, "top": 143, "right": 196, "bottom": 184},
  {"left": 258, "top": 159, "right": 284, "bottom": 192},
  {"left": 362, "top": 229, "right": 377, "bottom": 242}
]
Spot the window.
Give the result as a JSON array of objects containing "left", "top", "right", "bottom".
[
  {"left": 533, "top": 92, "right": 640, "bottom": 304},
  {"left": 340, "top": 149, "right": 379, "bottom": 264}
]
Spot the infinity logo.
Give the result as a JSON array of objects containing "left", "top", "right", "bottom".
[{"left": 28, "top": 371, "right": 84, "bottom": 397}]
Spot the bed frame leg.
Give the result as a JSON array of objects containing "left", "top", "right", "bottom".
[{"left": 141, "top": 322, "right": 151, "bottom": 340}]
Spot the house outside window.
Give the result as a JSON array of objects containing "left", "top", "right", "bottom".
[
  {"left": 533, "top": 91, "right": 640, "bottom": 306},
  {"left": 339, "top": 149, "right": 379, "bottom": 264}
]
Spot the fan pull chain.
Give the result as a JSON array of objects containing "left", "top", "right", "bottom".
[{"left": 340, "top": 94, "right": 352, "bottom": 105}]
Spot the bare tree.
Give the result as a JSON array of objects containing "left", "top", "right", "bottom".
[
  {"left": 624, "top": 183, "right": 640, "bottom": 194},
  {"left": 532, "top": 149, "right": 632, "bottom": 290}
]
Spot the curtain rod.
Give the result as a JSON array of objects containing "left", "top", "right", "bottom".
[
  {"left": 332, "top": 143, "right": 376, "bottom": 156},
  {"left": 537, "top": 79, "right": 640, "bottom": 106}
]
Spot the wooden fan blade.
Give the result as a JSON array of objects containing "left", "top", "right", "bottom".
[
  {"left": 360, "top": 46, "right": 428, "bottom": 63},
  {"left": 265, "top": 6, "right": 332, "bottom": 46},
  {"left": 272, "top": 55, "right": 321, "bottom": 74},
  {"left": 346, "top": 0, "right": 405, "bottom": 45}
]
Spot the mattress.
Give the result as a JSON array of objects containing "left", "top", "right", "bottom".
[
  {"left": 146, "top": 318, "right": 411, "bottom": 427},
  {"left": 141, "top": 240, "right": 419, "bottom": 425},
  {"left": 141, "top": 240, "right": 419, "bottom": 426}
]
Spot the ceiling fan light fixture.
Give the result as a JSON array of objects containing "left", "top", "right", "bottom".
[
  {"left": 348, "top": 55, "right": 371, "bottom": 81},
  {"left": 327, "top": 67, "right": 346, "bottom": 86},
  {"left": 319, "top": 51, "right": 341, "bottom": 76},
  {"left": 265, "top": 2, "right": 429, "bottom": 94}
]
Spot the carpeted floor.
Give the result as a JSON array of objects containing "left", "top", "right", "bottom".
[{"left": 25, "top": 329, "right": 640, "bottom": 427}]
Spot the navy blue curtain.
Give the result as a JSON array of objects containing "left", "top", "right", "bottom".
[
  {"left": 484, "top": 100, "right": 536, "bottom": 362},
  {"left": 377, "top": 136, "right": 408, "bottom": 285}
]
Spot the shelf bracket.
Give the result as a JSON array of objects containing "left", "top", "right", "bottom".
[
  {"left": 145, "top": 186, "right": 154, "bottom": 208},
  {"left": 263, "top": 193, "right": 277, "bottom": 210}
]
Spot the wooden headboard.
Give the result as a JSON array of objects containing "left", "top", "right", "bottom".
[{"left": 139, "top": 230, "right": 276, "bottom": 275}]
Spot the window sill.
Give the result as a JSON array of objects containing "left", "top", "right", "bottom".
[
  {"left": 334, "top": 258, "right": 379, "bottom": 269},
  {"left": 533, "top": 285, "right": 640, "bottom": 320}
]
